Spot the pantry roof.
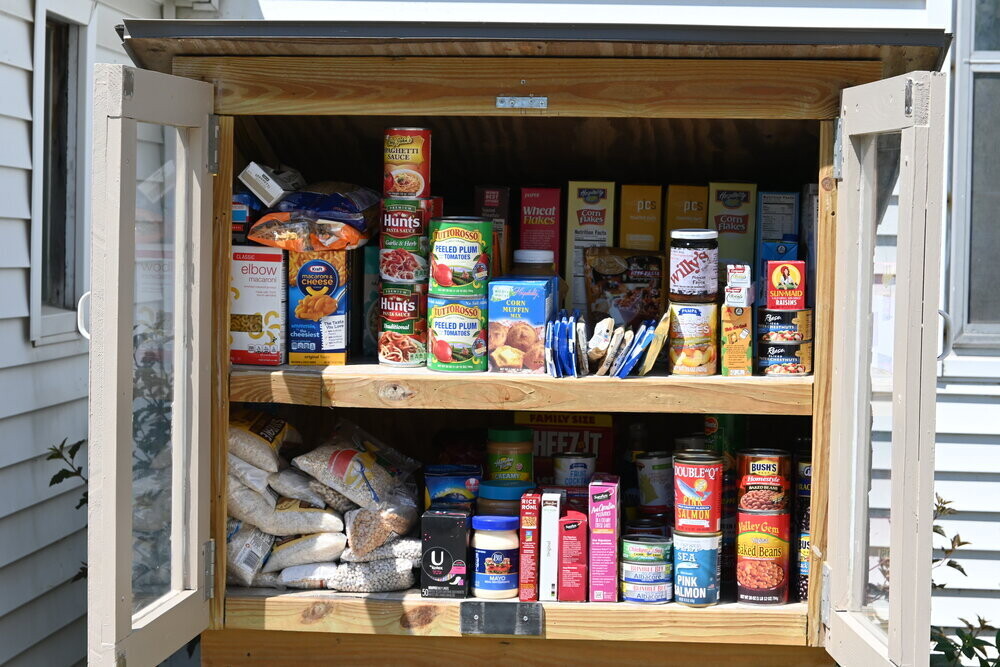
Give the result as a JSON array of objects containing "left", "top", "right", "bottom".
[{"left": 119, "top": 20, "right": 950, "bottom": 76}]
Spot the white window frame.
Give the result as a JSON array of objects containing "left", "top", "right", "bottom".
[{"left": 29, "top": 0, "right": 96, "bottom": 345}]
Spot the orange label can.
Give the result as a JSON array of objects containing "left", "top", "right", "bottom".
[
  {"left": 737, "top": 509, "right": 790, "bottom": 604},
  {"left": 737, "top": 448, "right": 792, "bottom": 511},
  {"left": 384, "top": 127, "right": 431, "bottom": 198}
]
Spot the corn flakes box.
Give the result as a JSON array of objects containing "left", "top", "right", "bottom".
[{"left": 287, "top": 250, "right": 349, "bottom": 365}]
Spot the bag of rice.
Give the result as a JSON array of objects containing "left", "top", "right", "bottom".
[
  {"left": 261, "top": 532, "right": 347, "bottom": 573},
  {"left": 228, "top": 476, "right": 343, "bottom": 536},
  {"left": 279, "top": 562, "right": 339, "bottom": 589},
  {"left": 230, "top": 454, "right": 275, "bottom": 506},
  {"left": 340, "top": 537, "right": 421, "bottom": 566},
  {"left": 227, "top": 475, "right": 279, "bottom": 525},
  {"left": 308, "top": 480, "right": 360, "bottom": 514},
  {"left": 250, "top": 571, "right": 284, "bottom": 588},
  {"left": 329, "top": 558, "right": 415, "bottom": 593},
  {"left": 225, "top": 518, "right": 275, "bottom": 586},
  {"left": 268, "top": 468, "right": 326, "bottom": 508},
  {"left": 229, "top": 408, "right": 295, "bottom": 473}
]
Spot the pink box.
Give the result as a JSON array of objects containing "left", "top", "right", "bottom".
[
  {"left": 587, "top": 473, "right": 620, "bottom": 602},
  {"left": 519, "top": 492, "right": 542, "bottom": 602},
  {"left": 558, "top": 510, "right": 588, "bottom": 602}
]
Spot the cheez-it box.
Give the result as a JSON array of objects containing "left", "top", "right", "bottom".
[{"left": 766, "top": 260, "right": 806, "bottom": 310}]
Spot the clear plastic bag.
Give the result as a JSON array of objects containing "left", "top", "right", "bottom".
[
  {"left": 344, "top": 487, "right": 419, "bottom": 557},
  {"left": 268, "top": 468, "right": 326, "bottom": 508},
  {"left": 308, "top": 480, "right": 360, "bottom": 514},
  {"left": 330, "top": 558, "right": 415, "bottom": 593},
  {"left": 226, "top": 518, "right": 275, "bottom": 586},
  {"left": 230, "top": 454, "right": 275, "bottom": 506},
  {"left": 279, "top": 562, "right": 339, "bottom": 589},
  {"left": 340, "top": 537, "right": 421, "bottom": 566}
]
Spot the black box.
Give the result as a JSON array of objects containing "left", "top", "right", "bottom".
[{"left": 420, "top": 508, "right": 471, "bottom": 598}]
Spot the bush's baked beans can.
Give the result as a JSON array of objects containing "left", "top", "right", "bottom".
[
  {"left": 553, "top": 452, "right": 597, "bottom": 487},
  {"left": 380, "top": 198, "right": 433, "bottom": 283},
  {"left": 673, "top": 452, "right": 723, "bottom": 533},
  {"left": 673, "top": 531, "right": 721, "bottom": 606},
  {"left": 378, "top": 283, "right": 428, "bottom": 367},
  {"left": 621, "top": 580, "right": 672, "bottom": 604},
  {"left": 736, "top": 509, "right": 790, "bottom": 605},
  {"left": 757, "top": 308, "right": 814, "bottom": 343},
  {"left": 737, "top": 449, "right": 792, "bottom": 512},
  {"left": 797, "top": 529, "right": 811, "bottom": 602},
  {"left": 429, "top": 217, "right": 492, "bottom": 298},
  {"left": 758, "top": 340, "right": 813, "bottom": 375},
  {"left": 383, "top": 127, "right": 431, "bottom": 198},
  {"left": 621, "top": 535, "right": 672, "bottom": 563},
  {"left": 636, "top": 451, "right": 673, "bottom": 514},
  {"left": 427, "top": 296, "right": 488, "bottom": 372}
]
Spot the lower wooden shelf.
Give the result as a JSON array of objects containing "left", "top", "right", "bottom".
[{"left": 224, "top": 588, "right": 810, "bottom": 646}]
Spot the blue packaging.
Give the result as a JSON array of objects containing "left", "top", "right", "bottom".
[
  {"left": 287, "top": 251, "right": 350, "bottom": 365},
  {"left": 472, "top": 515, "right": 520, "bottom": 595},
  {"left": 424, "top": 464, "right": 483, "bottom": 509},
  {"left": 673, "top": 532, "right": 722, "bottom": 606},
  {"left": 488, "top": 278, "right": 556, "bottom": 374},
  {"left": 756, "top": 237, "right": 799, "bottom": 306}
]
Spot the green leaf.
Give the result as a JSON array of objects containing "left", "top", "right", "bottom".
[
  {"left": 963, "top": 644, "right": 975, "bottom": 659},
  {"left": 934, "top": 525, "right": 948, "bottom": 538},
  {"left": 49, "top": 469, "right": 73, "bottom": 486},
  {"left": 947, "top": 561, "right": 968, "bottom": 576},
  {"left": 67, "top": 439, "right": 86, "bottom": 460}
]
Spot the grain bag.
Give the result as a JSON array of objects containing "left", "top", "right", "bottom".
[
  {"left": 330, "top": 558, "right": 415, "bottom": 593},
  {"left": 268, "top": 468, "right": 326, "bottom": 508},
  {"left": 261, "top": 532, "right": 347, "bottom": 573},
  {"left": 225, "top": 517, "right": 275, "bottom": 586}
]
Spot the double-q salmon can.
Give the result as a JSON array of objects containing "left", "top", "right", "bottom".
[
  {"left": 737, "top": 509, "right": 791, "bottom": 605},
  {"left": 673, "top": 452, "right": 723, "bottom": 533},
  {"left": 636, "top": 451, "right": 673, "bottom": 513},
  {"left": 427, "top": 296, "right": 488, "bottom": 372},
  {"left": 621, "top": 580, "right": 672, "bottom": 604},
  {"left": 383, "top": 127, "right": 431, "bottom": 198},
  {"left": 673, "top": 531, "right": 721, "bottom": 607},
  {"left": 378, "top": 283, "right": 428, "bottom": 367},
  {"left": 737, "top": 448, "right": 792, "bottom": 512},
  {"left": 621, "top": 535, "right": 672, "bottom": 563},
  {"left": 429, "top": 217, "right": 492, "bottom": 298}
]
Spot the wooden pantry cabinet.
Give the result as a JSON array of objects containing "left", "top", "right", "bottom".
[{"left": 86, "top": 21, "right": 949, "bottom": 666}]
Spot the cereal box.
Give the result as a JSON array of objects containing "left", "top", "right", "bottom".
[
  {"left": 476, "top": 186, "right": 512, "bottom": 276},
  {"left": 766, "top": 260, "right": 807, "bottom": 310},
  {"left": 619, "top": 185, "right": 662, "bottom": 251},
  {"left": 757, "top": 191, "right": 800, "bottom": 241},
  {"left": 558, "top": 510, "right": 588, "bottom": 602},
  {"left": 721, "top": 306, "right": 753, "bottom": 376},
  {"left": 287, "top": 250, "right": 349, "bottom": 365},
  {"left": 800, "top": 184, "right": 819, "bottom": 308},
  {"left": 230, "top": 245, "right": 286, "bottom": 365},
  {"left": 488, "top": 278, "right": 555, "bottom": 374},
  {"left": 566, "top": 181, "right": 616, "bottom": 312},
  {"left": 588, "top": 473, "right": 620, "bottom": 602},
  {"left": 665, "top": 185, "right": 708, "bottom": 237},
  {"left": 539, "top": 492, "right": 562, "bottom": 602},
  {"left": 709, "top": 183, "right": 757, "bottom": 269},
  {"left": 514, "top": 412, "right": 615, "bottom": 484},
  {"left": 519, "top": 491, "right": 542, "bottom": 601},
  {"left": 520, "top": 187, "right": 561, "bottom": 271}
]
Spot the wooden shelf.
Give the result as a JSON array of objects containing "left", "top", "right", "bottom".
[
  {"left": 229, "top": 364, "right": 813, "bottom": 415},
  {"left": 225, "top": 589, "right": 809, "bottom": 645}
]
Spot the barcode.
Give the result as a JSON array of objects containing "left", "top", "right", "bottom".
[{"left": 241, "top": 549, "right": 261, "bottom": 570}]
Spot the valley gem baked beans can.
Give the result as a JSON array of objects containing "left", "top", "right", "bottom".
[
  {"left": 673, "top": 531, "right": 721, "bottom": 607},
  {"left": 380, "top": 198, "right": 433, "bottom": 283},
  {"left": 427, "top": 296, "right": 488, "bottom": 372},
  {"left": 383, "top": 127, "right": 431, "bottom": 198},
  {"left": 673, "top": 452, "right": 723, "bottom": 533},
  {"left": 428, "top": 217, "right": 492, "bottom": 298},
  {"left": 737, "top": 509, "right": 790, "bottom": 605},
  {"left": 737, "top": 448, "right": 792, "bottom": 512},
  {"left": 378, "top": 283, "right": 427, "bottom": 367}
]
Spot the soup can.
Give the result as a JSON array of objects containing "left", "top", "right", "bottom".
[
  {"left": 673, "top": 531, "right": 721, "bottom": 607},
  {"left": 621, "top": 580, "right": 672, "bottom": 604},
  {"left": 737, "top": 449, "right": 792, "bottom": 512},
  {"left": 758, "top": 340, "right": 813, "bottom": 375},
  {"left": 636, "top": 451, "right": 673, "bottom": 514},
  {"left": 380, "top": 197, "right": 433, "bottom": 283},
  {"left": 673, "top": 452, "right": 723, "bottom": 533},
  {"left": 625, "top": 517, "right": 669, "bottom": 538},
  {"left": 797, "top": 529, "right": 811, "bottom": 602},
  {"left": 621, "top": 560, "right": 672, "bottom": 584},
  {"left": 667, "top": 303, "right": 718, "bottom": 376},
  {"left": 757, "top": 308, "right": 814, "bottom": 343},
  {"left": 429, "top": 217, "right": 492, "bottom": 298},
  {"left": 553, "top": 452, "right": 597, "bottom": 487},
  {"left": 621, "top": 535, "right": 672, "bottom": 563},
  {"left": 378, "top": 283, "right": 428, "bottom": 367},
  {"left": 383, "top": 127, "right": 431, "bottom": 198},
  {"left": 674, "top": 434, "right": 708, "bottom": 453},
  {"left": 796, "top": 456, "right": 812, "bottom": 511},
  {"left": 427, "top": 296, "right": 488, "bottom": 372},
  {"left": 736, "top": 509, "right": 791, "bottom": 605}
]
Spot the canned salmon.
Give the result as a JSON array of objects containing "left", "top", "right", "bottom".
[
  {"left": 673, "top": 531, "right": 721, "bottom": 607},
  {"left": 758, "top": 340, "right": 813, "bottom": 375},
  {"left": 668, "top": 303, "right": 718, "bottom": 376},
  {"left": 621, "top": 560, "right": 672, "bottom": 584},
  {"left": 380, "top": 198, "right": 433, "bottom": 283},
  {"left": 427, "top": 296, "right": 488, "bottom": 372},
  {"left": 636, "top": 451, "right": 673, "bottom": 514},
  {"left": 553, "top": 452, "right": 596, "bottom": 487},
  {"left": 797, "top": 529, "right": 811, "bottom": 601},
  {"left": 625, "top": 518, "right": 669, "bottom": 538},
  {"left": 621, "top": 580, "right": 672, "bottom": 604},
  {"left": 429, "top": 217, "right": 492, "bottom": 297},
  {"left": 621, "top": 535, "right": 672, "bottom": 563},
  {"left": 383, "top": 127, "right": 431, "bottom": 198},
  {"left": 737, "top": 449, "right": 792, "bottom": 511},
  {"left": 737, "top": 509, "right": 791, "bottom": 605},
  {"left": 673, "top": 452, "right": 723, "bottom": 533},
  {"left": 378, "top": 283, "right": 427, "bottom": 367},
  {"left": 758, "top": 308, "right": 814, "bottom": 343}
]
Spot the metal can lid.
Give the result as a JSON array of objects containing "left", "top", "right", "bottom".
[
  {"left": 671, "top": 229, "right": 719, "bottom": 241},
  {"left": 513, "top": 249, "right": 555, "bottom": 264}
]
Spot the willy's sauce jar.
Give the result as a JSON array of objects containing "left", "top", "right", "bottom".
[{"left": 669, "top": 229, "right": 719, "bottom": 302}]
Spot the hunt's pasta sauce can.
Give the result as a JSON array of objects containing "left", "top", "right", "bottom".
[
  {"left": 427, "top": 296, "right": 488, "bottom": 372},
  {"left": 378, "top": 283, "right": 427, "bottom": 367},
  {"left": 736, "top": 509, "right": 791, "bottom": 605},
  {"left": 673, "top": 452, "right": 723, "bottom": 533},
  {"left": 384, "top": 127, "right": 431, "bottom": 198},
  {"left": 673, "top": 531, "right": 721, "bottom": 607},
  {"left": 380, "top": 198, "right": 433, "bottom": 283}
]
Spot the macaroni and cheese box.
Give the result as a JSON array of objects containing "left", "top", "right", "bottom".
[
  {"left": 230, "top": 245, "right": 286, "bottom": 365},
  {"left": 520, "top": 187, "right": 561, "bottom": 272},
  {"left": 619, "top": 185, "right": 662, "bottom": 251},
  {"left": 566, "top": 181, "right": 616, "bottom": 312},
  {"left": 287, "top": 250, "right": 350, "bottom": 365},
  {"left": 709, "top": 183, "right": 757, "bottom": 269},
  {"left": 488, "top": 278, "right": 556, "bottom": 374},
  {"left": 665, "top": 185, "right": 708, "bottom": 238}
]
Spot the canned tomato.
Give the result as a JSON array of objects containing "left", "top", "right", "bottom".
[
  {"left": 797, "top": 530, "right": 811, "bottom": 602},
  {"left": 636, "top": 451, "right": 673, "bottom": 513},
  {"left": 622, "top": 535, "right": 672, "bottom": 563},
  {"left": 673, "top": 531, "right": 721, "bottom": 607},
  {"left": 668, "top": 303, "right": 718, "bottom": 376},
  {"left": 758, "top": 308, "right": 814, "bottom": 343},
  {"left": 621, "top": 580, "right": 672, "bottom": 604},
  {"left": 378, "top": 283, "right": 427, "bottom": 367},
  {"left": 673, "top": 452, "right": 723, "bottom": 533},
  {"left": 737, "top": 509, "right": 791, "bottom": 605},
  {"left": 737, "top": 449, "right": 792, "bottom": 511},
  {"left": 625, "top": 517, "right": 669, "bottom": 538},
  {"left": 427, "top": 296, "right": 488, "bottom": 372},
  {"left": 621, "top": 560, "right": 672, "bottom": 584},
  {"left": 380, "top": 198, "right": 433, "bottom": 283},
  {"left": 758, "top": 340, "right": 813, "bottom": 375},
  {"left": 383, "top": 127, "right": 431, "bottom": 198},
  {"left": 704, "top": 414, "right": 747, "bottom": 471},
  {"left": 553, "top": 452, "right": 596, "bottom": 487},
  {"left": 429, "top": 217, "right": 492, "bottom": 297}
]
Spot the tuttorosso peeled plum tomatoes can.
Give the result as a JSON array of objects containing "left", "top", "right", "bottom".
[
  {"left": 427, "top": 296, "right": 488, "bottom": 372},
  {"left": 429, "top": 217, "right": 492, "bottom": 298}
]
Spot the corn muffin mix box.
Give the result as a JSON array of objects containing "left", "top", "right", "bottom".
[{"left": 488, "top": 278, "right": 556, "bottom": 374}]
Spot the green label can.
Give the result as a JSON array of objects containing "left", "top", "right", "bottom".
[
  {"left": 380, "top": 198, "right": 433, "bottom": 283},
  {"left": 378, "top": 282, "right": 427, "bottom": 367},
  {"left": 427, "top": 296, "right": 488, "bottom": 372},
  {"left": 704, "top": 414, "right": 747, "bottom": 471},
  {"left": 429, "top": 217, "right": 492, "bottom": 297}
]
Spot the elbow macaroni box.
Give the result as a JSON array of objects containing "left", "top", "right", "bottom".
[
  {"left": 566, "top": 181, "right": 616, "bottom": 311},
  {"left": 287, "top": 250, "right": 350, "bottom": 365},
  {"left": 588, "top": 473, "right": 620, "bottom": 602},
  {"left": 619, "top": 185, "right": 663, "bottom": 251},
  {"left": 229, "top": 245, "right": 286, "bottom": 365},
  {"left": 539, "top": 492, "right": 562, "bottom": 601},
  {"left": 558, "top": 510, "right": 588, "bottom": 602},
  {"left": 519, "top": 491, "right": 542, "bottom": 601},
  {"left": 709, "top": 183, "right": 757, "bottom": 269}
]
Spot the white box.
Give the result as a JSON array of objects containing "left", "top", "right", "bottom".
[
  {"left": 726, "top": 264, "right": 752, "bottom": 287},
  {"left": 230, "top": 245, "right": 286, "bottom": 365},
  {"left": 238, "top": 162, "right": 305, "bottom": 207},
  {"left": 724, "top": 284, "right": 755, "bottom": 308},
  {"left": 538, "top": 492, "right": 562, "bottom": 602}
]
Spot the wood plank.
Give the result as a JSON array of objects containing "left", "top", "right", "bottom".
[
  {"left": 223, "top": 590, "right": 809, "bottom": 646},
  {"left": 229, "top": 364, "right": 813, "bottom": 415},
  {"left": 203, "top": 628, "right": 835, "bottom": 665},
  {"left": 172, "top": 57, "right": 881, "bottom": 120}
]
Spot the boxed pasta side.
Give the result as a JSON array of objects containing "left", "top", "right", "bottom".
[
  {"left": 288, "top": 250, "right": 350, "bottom": 365},
  {"left": 230, "top": 245, "right": 286, "bottom": 365}
]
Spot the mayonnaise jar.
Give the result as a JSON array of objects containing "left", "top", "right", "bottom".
[{"left": 472, "top": 515, "right": 520, "bottom": 599}]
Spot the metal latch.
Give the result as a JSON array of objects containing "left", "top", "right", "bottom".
[
  {"left": 207, "top": 114, "right": 220, "bottom": 175},
  {"left": 204, "top": 539, "right": 216, "bottom": 599},
  {"left": 496, "top": 96, "right": 548, "bottom": 110},
  {"left": 904, "top": 79, "right": 913, "bottom": 117},
  {"left": 832, "top": 118, "right": 844, "bottom": 181},
  {"left": 460, "top": 601, "right": 543, "bottom": 635}
]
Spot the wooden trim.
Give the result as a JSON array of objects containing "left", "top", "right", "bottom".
[
  {"left": 172, "top": 57, "right": 881, "bottom": 119},
  {"left": 228, "top": 365, "right": 814, "bottom": 415},
  {"left": 202, "top": 628, "right": 835, "bottom": 665}
]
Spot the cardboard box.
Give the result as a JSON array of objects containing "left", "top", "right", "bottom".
[
  {"left": 588, "top": 473, "right": 620, "bottom": 602},
  {"left": 488, "top": 278, "right": 555, "bottom": 374},
  {"left": 721, "top": 306, "right": 753, "bottom": 376},
  {"left": 724, "top": 285, "right": 754, "bottom": 308},
  {"left": 727, "top": 264, "right": 752, "bottom": 287},
  {"left": 229, "top": 245, "right": 286, "bottom": 365},
  {"left": 665, "top": 185, "right": 708, "bottom": 238},
  {"left": 566, "top": 181, "right": 616, "bottom": 311},
  {"left": 757, "top": 240, "right": 799, "bottom": 305},
  {"left": 800, "top": 184, "right": 819, "bottom": 308},
  {"left": 420, "top": 508, "right": 471, "bottom": 598},
  {"left": 287, "top": 250, "right": 350, "bottom": 365},
  {"left": 558, "top": 510, "right": 588, "bottom": 602},
  {"left": 757, "top": 191, "right": 800, "bottom": 241},
  {"left": 619, "top": 185, "right": 662, "bottom": 251},
  {"left": 519, "top": 492, "right": 542, "bottom": 601},
  {"left": 238, "top": 162, "right": 305, "bottom": 208},
  {"left": 539, "top": 492, "right": 562, "bottom": 601},
  {"left": 476, "top": 186, "right": 512, "bottom": 277},
  {"left": 514, "top": 412, "right": 615, "bottom": 484},
  {"left": 520, "top": 187, "right": 561, "bottom": 272},
  {"left": 709, "top": 183, "right": 757, "bottom": 269},
  {"left": 766, "top": 260, "right": 807, "bottom": 310},
  {"left": 362, "top": 244, "right": 379, "bottom": 359}
]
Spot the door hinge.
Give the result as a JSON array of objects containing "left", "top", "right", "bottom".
[
  {"left": 204, "top": 538, "right": 216, "bottom": 599},
  {"left": 207, "top": 114, "right": 220, "bottom": 175},
  {"left": 821, "top": 563, "right": 832, "bottom": 628},
  {"left": 904, "top": 78, "right": 914, "bottom": 117},
  {"left": 832, "top": 118, "right": 844, "bottom": 181}
]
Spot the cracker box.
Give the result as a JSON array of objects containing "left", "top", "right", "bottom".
[
  {"left": 539, "top": 492, "right": 562, "bottom": 602},
  {"left": 665, "top": 185, "right": 708, "bottom": 237},
  {"left": 558, "top": 510, "right": 589, "bottom": 602},
  {"left": 230, "top": 245, "right": 286, "bottom": 365},
  {"left": 721, "top": 306, "right": 753, "bottom": 376},
  {"left": 476, "top": 186, "right": 512, "bottom": 277},
  {"left": 519, "top": 492, "right": 542, "bottom": 601},
  {"left": 520, "top": 187, "right": 561, "bottom": 272},
  {"left": 488, "top": 278, "right": 555, "bottom": 374},
  {"left": 709, "top": 183, "right": 757, "bottom": 268},
  {"left": 514, "top": 412, "right": 615, "bottom": 484},
  {"left": 619, "top": 185, "right": 662, "bottom": 251},
  {"left": 766, "top": 260, "right": 807, "bottom": 310},
  {"left": 588, "top": 473, "right": 620, "bottom": 602},
  {"left": 566, "top": 181, "right": 616, "bottom": 312},
  {"left": 287, "top": 250, "right": 350, "bottom": 365}
]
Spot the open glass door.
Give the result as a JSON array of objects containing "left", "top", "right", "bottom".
[
  {"left": 88, "top": 64, "right": 214, "bottom": 666},
  {"left": 826, "top": 71, "right": 945, "bottom": 666}
]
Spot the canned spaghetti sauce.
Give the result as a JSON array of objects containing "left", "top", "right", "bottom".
[
  {"left": 427, "top": 296, "right": 488, "bottom": 372},
  {"left": 737, "top": 449, "right": 792, "bottom": 511},
  {"left": 673, "top": 532, "right": 721, "bottom": 606},
  {"left": 429, "top": 217, "right": 492, "bottom": 298},
  {"left": 378, "top": 283, "right": 427, "bottom": 367},
  {"left": 380, "top": 198, "right": 432, "bottom": 283},
  {"left": 673, "top": 453, "right": 723, "bottom": 533},
  {"left": 636, "top": 451, "right": 673, "bottom": 514},
  {"left": 383, "top": 127, "right": 431, "bottom": 198},
  {"left": 737, "top": 510, "right": 790, "bottom": 604}
]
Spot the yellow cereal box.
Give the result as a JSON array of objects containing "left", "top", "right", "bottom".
[
  {"left": 665, "top": 185, "right": 708, "bottom": 238},
  {"left": 721, "top": 305, "right": 753, "bottom": 376},
  {"left": 709, "top": 182, "right": 757, "bottom": 268},
  {"left": 565, "top": 181, "right": 615, "bottom": 311},
  {"left": 619, "top": 185, "right": 662, "bottom": 251}
]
